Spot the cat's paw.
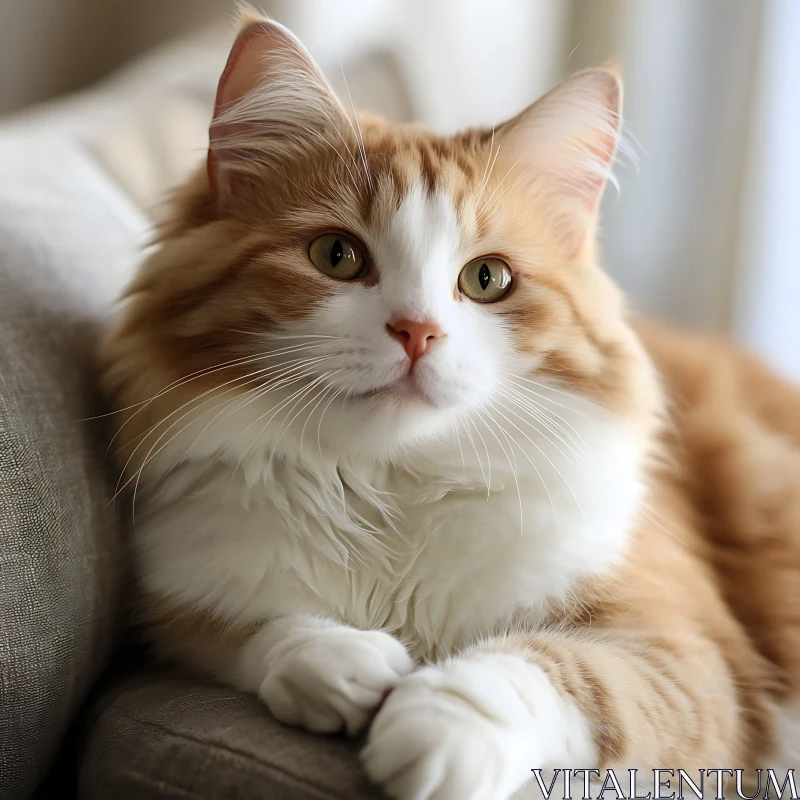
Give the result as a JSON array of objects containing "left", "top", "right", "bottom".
[
  {"left": 258, "top": 626, "right": 414, "bottom": 736},
  {"left": 362, "top": 654, "right": 589, "bottom": 800}
]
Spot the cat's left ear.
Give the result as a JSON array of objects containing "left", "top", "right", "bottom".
[
  {"left": 207, "top": 10, "right": 348, "bottom": 199},
  {"left": 497, "top": 66, "right": 623, "bottom": 248}
]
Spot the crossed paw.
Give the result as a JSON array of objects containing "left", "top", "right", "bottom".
[
  {"left": 258, "top": 626, "right": 413, "bottom": 735},
  {"left": 259, "top": 629, "right": 553, "bottom": 800}
]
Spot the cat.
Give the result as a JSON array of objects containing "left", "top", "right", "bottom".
[{"left": 100, "top": 9, "right": 800, "bottom": 800}]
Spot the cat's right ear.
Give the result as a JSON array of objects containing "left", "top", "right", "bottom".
[
  {"left": 208, "top": 11, "right": 347, "bottom": 200},
  {"left": 495, "top": 67, "right": 624, "bottom": 253}
]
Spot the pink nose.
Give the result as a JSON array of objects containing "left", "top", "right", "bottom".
[{"left": 386, "top": 318, "right": 444, "bottom": 362}]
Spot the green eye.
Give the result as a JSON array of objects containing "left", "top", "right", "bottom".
[
  {"left": 309, "top": 233, "right": 366, "bottom": 280},
  {"left": 458, "top": 257, "right": 512, "bottom": 303}
]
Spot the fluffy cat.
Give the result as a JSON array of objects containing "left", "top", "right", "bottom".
[{"left": 101, "top": 10, "right": 800, "bottom": 800}]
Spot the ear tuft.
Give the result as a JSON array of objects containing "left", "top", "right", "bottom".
[
  {"left": 207, "top": 12, "right": 346, "bottom": 200},
  {"left": 232, "top": 2, "right": 269, "bottom": 33}
]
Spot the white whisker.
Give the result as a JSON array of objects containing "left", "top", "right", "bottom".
[
  {"left": 104, "top": 340, "right": 331, "bottom": 453},
  {"left": 451, "top": 413, "right": 466, "bottom": 470},
  {"left": 272, "top": 372, "right": 340, "bottom": 456},
  {"left": 491, "top": 396, "right": 583, "bottom": 519},
  {"left": 339, "top": 64, "right": 373, "bottom": 192},
  {"left": 479, "top": 412, "right": 524, "bottom": 536},
  {"left": 464, "top": 412, "right": 493, "bottom": 498},
  {"left": 474, "top": 127, "right": 500, "bottom": 211},
  {"left": 497, "top": 384, "right": 586, "bottom": 462},
  {"left": 317, "top": 385, "right": 344, "bottom": 459},
  {"left": 115, "top": 355, "right": 332, "bottom": 511},
  {"left": 460, "top": 414, "right": 489, "bottom": 492},
  {"left": 508, "top": 373, "right": 602, "bottom": 414}
]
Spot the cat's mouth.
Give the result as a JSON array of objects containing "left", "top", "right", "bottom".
[{"left": 353, "top": 374, "right": 438, "bottom": 406}]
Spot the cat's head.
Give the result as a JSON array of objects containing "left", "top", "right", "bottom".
[{"left": 108, "top": 12, "right": 657, "bottom": 467}]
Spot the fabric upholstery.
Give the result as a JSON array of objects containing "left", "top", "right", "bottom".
[
  {"left": 78, "top": 668, "right": 382, "bottom": 800},
  {"left": 0, "top": 133, "right": 147, "bottom": 799}
]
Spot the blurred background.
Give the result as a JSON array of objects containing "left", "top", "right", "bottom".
[{"left": 1, "top": 0, "right": 797, "bottom": 381}]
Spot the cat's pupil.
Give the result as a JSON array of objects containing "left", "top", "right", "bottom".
[
  {"left": 479, "top": 263, "right": 491, "bottom": 290},
  {"left": 330, "top": 239, "right": 344, "bottom": 268}
]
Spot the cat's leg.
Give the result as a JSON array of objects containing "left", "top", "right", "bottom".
[
  {"left": 362, "top": 629, "right": 742, "bottom": 800},
  {"left": 145, "top": 604, "right": 414, "bottom": 735}
]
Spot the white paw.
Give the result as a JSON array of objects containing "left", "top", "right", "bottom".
[
  {"left": 362, "top": 654, "right": 591, "bottom": 800},
  {"left": 257, "top": 625, "right": 414, "bottom": 736}
]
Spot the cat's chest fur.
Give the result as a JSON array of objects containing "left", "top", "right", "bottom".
[{"left": 138, "top": 413, "right": 645, "bottom": 661}]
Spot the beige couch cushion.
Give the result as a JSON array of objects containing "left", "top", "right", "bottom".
[
  {"left": 0, "top": 133, "right": 146, "bottom": 799},
  {"left": 79, "top": 669, "right": 381, "bottom": 800}
]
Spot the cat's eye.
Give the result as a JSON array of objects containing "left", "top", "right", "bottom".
[
  {"left": 309, "top": 233, "right": 366, "bottom": 280},
  {"left": 458, "top": 257, "right": 512, "bottom": 303}
]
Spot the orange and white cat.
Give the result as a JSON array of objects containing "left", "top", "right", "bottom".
[{"left": 101, "top": 10, "right": 800, "bottom": 800}]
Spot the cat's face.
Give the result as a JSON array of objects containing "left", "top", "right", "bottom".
[
  {"left": 223, "top": 144, "right": 615, "bottom": 455},
  {"left": 118, "top": 17, "right": 650, "bottom": 463},
  {"left": 287, "top": 180, "right": 510, "bottom": 415}
]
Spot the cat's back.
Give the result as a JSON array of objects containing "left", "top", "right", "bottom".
[
  {"left": 636, "top": 318, "right": 800, "bottom": 442},
  {"left": 636, "top": 318, "right": 800, "bottom": 690}
]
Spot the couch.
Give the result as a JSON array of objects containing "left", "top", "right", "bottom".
[{"left": 0, "top": 30, "right": 396, "bottom": 800}]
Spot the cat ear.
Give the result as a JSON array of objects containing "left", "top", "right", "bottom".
[
  {"left": 208, "top": 11, "right": 347, "bottom": 198},
  {"left": 498, "top": 67, "right": 623, "bottom": 247}
]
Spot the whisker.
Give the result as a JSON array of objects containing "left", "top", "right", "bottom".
[
  {"left": 451, "top": 413, "right": 466, "bottom": 470},
  {"left": 299, "top": 122, "right": 361, "bottom": 195},
  {"left": 464, "top": 412, "right": 493, "bottom": 497},
  {"left": 478, "top": 412, "right": 524, "bottom": 536},
  {"left": 460, "top": 414, "right": 489, "bottom": 491},
  {"left": 495, "top": 397, "right": 584, "bottom": 480},
  {"left": 114, "top": 356, "right": 330, "bottom": 504},
  {"left": 639, "top": 502, "right": 686, "bottom": 544},
  {"left": 482, "top": 163, "right": 530, "bottom": 219},
  {"left": 87, "top": 341, "right": 328, "bottom": 424},
  {"left": 339, "top": 64, "right": 373, "bottom": 192},
  {"left": 506, "top": 400, "right": 586, "bottom": 463},
  {"left": 177, "top": 361, "right": 328, "bottom": 461},
  {"left": 504, "top": 378, "right": 601, "bottom": 439},
  {"left": 122, "top": 378, "right": 296, "bottom": 520},
  {"left": 272, "top": 372, "right": 341, "bottom": 456},
  {"left": 486, "top": 399, "right": 561, "bottom": 528},
  {"left": 474, "top": 128, "right": 500, "bottom": 211},
  {"left": 116, "top": 352, "right": 330, "bottom": 464},
  {"left": 299, "top": 381, "right": 335, "bottom": 455},
  {"left": 317, "top": 385, "right": 343, "bottom": 459},
  {"left": 235, "top": 370, "right": 335, "bottom": 471},
  {"left": 497, "top": 385, "right": 586, "bottom": 463},
  {"left": 314, "top": 104, "right": 365, "bottom": 191},
  {"left": 491, "top": 396, "right": 584, "bottom": 521},
  {"left": 130, "top": 365, "right": 326, "bottom": 519},
  {"left": 103, "top": 341, "right": 330, "bottom": 453},
  {"left": 233, "top": 331, "right": 341, "bottom": 340},
  {"left": 507, "top": 373, "right": 602, "bottom": 413}
]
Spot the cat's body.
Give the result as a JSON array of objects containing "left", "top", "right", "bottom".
[
  {"left": 102, "top": 12, "right": 800, "bottom": 800},
  {"left": 133, "top": 350, "right": 642, "bottom": 663}
]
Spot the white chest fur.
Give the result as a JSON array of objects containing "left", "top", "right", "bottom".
[{"left": 136, "top": 396, "right": 645, "bottom": 661}]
